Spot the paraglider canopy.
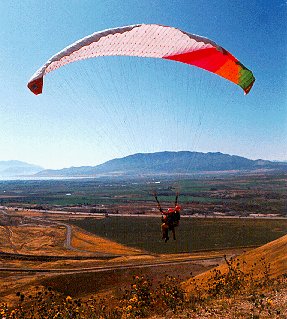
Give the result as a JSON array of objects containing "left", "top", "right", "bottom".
[{"left": 27, "top": 24, "right": 255, "bottom": 95}]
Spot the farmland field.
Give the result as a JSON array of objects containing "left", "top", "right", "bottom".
[
  {"left": 0, "top": 173, "right": 286, "bottom": 218},
  {"left": 71, "top": 217, "right": 287, "bottom": 254}
]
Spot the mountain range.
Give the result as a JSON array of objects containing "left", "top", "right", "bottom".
[
  {"left": 34, "top": 151, "right": 287, "bottom": 178},
  {"left": 1, "top": 152, "right": 286, "bottom": 179},
  {"left": 0, "top": 160, "right": 43, "bottom": 178}
]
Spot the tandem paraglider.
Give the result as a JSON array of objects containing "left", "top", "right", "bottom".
[{"left": 27, "top": 23, "right": 255, "bottom": 243}]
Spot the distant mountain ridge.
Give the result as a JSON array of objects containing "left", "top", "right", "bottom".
[
  {"left": 0, "top": 160, "right": 43, "bottom": 177},
  {"left": 35, "top": 151, "right": 287, "bottom": 178}
]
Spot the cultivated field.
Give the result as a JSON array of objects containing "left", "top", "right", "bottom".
[{"left": 0, "top": 172, "right": 286, "bottom": 218}]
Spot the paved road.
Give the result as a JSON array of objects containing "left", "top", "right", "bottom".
[{"left": 30, "top": 217, "right": 73, "bottom": 249}]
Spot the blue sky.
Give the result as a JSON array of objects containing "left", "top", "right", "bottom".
[{"left": 0, "top": 0, "right": 286, "bottom": 169}]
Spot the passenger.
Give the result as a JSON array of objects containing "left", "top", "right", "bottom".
[
  {"left": 173, "top": 205, "right": 181, "bottom": 227},
  {"left": 154, "top": 192, "right": 181, "bottom": 243},
  {"left": 161, "top": 207, "right": 175, "bottom": 242}
]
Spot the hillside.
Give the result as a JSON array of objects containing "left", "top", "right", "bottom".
[
  {"left": 1, "top": 234, "right": 286, "bottom": 318},
  {"left": 183, "top": 233, "right": 287, "bottom": 295},
  {"left": 36, "top": 151, "right": 287, "bottom": 177}
]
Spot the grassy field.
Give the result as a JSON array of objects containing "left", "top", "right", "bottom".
[
  {"left": 0, "top": 174, "right": 286, "bottom": 216},
  {"left": 71, "top": 217, "right": 287, "bottom": 254}
]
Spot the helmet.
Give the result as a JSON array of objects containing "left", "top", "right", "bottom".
[
  {"left": 175, "top": 205, "right": 181, "bottom": 211},
  {"left": 168, "top": 208, "right": 175, "bottom": 213}
]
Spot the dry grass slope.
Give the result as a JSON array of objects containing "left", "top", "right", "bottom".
[
  {"left": 71, "top": 226, "right": 143, "bottom": 255},
  {"left": 0, "top": 225, "right": 67, "bottom": 255},
  {"left": 0, "top": 224, "right": 144, "bottom": 257},
  {"left": 183, "top": 233, "right": 287, "bottom": 294}
]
